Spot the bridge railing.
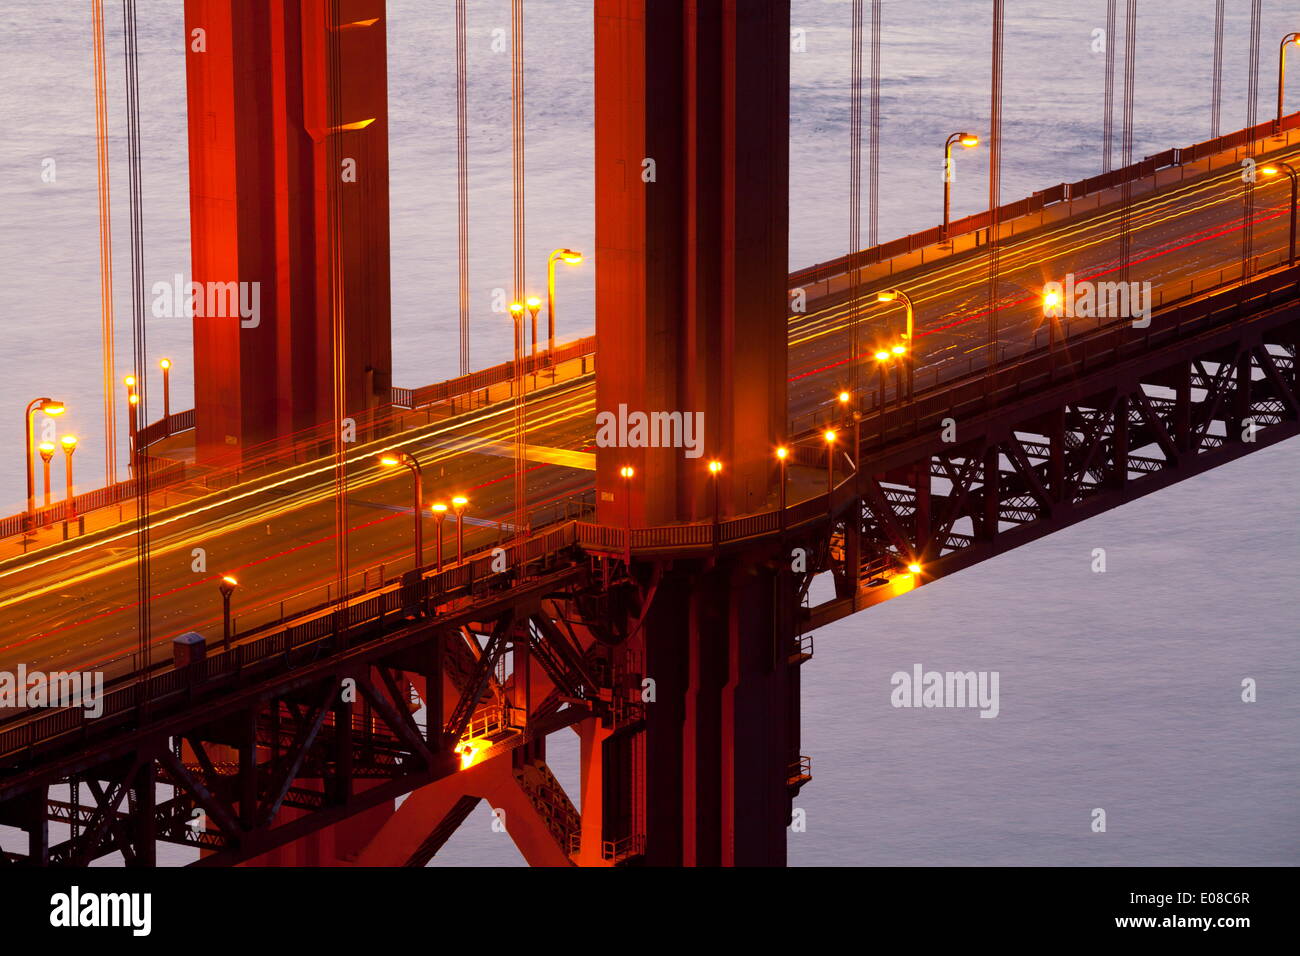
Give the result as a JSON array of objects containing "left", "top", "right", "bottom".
[
  {"left": 0, "top": 457, "right": 187, "bottom": 541},
  {"left": 789, "top": 109, "right": 1300, "bottom": 289},
  {"left": 788, "top": 244, "right": 1296, "bottom": 437}
]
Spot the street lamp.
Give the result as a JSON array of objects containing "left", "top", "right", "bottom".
[
  {"left": 1043, "top": 287, "right": 1064, "bottom": 351},
  {"left": 873, "top": 349, "right": 891, "bottom": 410},
  {"left": 431, "top": 502, "right": 448, "bottom": 571},
  {"left": 707, "top": 459, "right": 722, "bottom": 540},
  {"left": 1262, "top": 163, "right": 1298, "bottom": 266},
  {"left": 159, "top": 357, "right": 172, "bottom": 421},
  {"left": 619, "top": 465, "right": 635, "bottom": 555},
  {"left": 61, "top": 435, "right": 78, "bottom": 526},
  {"left": 877, "top": 289, "right": 916, "bottom": 401},
  {"left": 546, "top": 248, "right": 583, "bottom": 358},
  {"left": 38, "top": 442, "right": 55, "bottom": 513},
  {"left": 525, "top": 296, "right": 542, "bottom": 361},
  {"left": 1277, "top": 33, "right": 1300, "bottom": 131},
  {"left": 775, "top": 446, "right": 789, "bottom": 527},
  {"left": 378, "top": 451, "right": 425, "bottom": 569},
  {"left": 452, "top": 496, "right": 468, "bottom": 565},
  {"left": 943, "top": 132, "right": 979, "bottom": 239},
  {"left": 24, "top": 397, "right": 65, "bottom": 533},
  {"left": 823, "top": 429, "right": 837, "bottom": 496},
  {"left": 218, "top": 575, "right": 238, "bottom": 651}
]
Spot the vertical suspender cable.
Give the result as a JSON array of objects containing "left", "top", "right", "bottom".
[
  {"left": 121, "top": 0, "right": 151, "bottom": 674},
  {"left": 1118, "top": 0, "right": 1138, "bottom": 287},
  {"left": 986, "top": 0, "right": 1004, "bottom": 387},
  {"left": 328, "top": 0, "right": 350, "bottom": 613},
  {"left": 1102, "top": 0, "right": 1117, "bottom": 172},
  {"left": 511, "top": 0, "right": 527, "bottom": 544},
  {"left": 1243, "top": 0, "right": 1263, "bottom": 281},
  {"left": 92, "top": 0, "right": 117, "bottom": 488},
  {"left": 849, "top": 0, "right": 862, "bottom": 395},
  {"left": 1210, "top": 0, "right": 1225, "bottom": 138},
  {"left": 868, "top": 0, "right": 881, "bottom": 250},
  {"left": 456, "top": 0, "right": 471, "bottom": 377}
]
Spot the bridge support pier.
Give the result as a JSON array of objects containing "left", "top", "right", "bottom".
[{"left": 597, "top": 554, "right": 800, "bottom": 866}]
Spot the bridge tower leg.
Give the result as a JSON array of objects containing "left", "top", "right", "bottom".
[
  {"left": 592, "top": 0, "right": 795, "bottom": 866},
  {"left": 182, "top": 0, "right": 392, "bottom": 462}
]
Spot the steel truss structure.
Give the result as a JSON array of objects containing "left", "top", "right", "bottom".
[{"left": 0, "top": 269, "right": 1296, "bottom": 867}]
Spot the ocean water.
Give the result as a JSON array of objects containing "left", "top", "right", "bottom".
[{"left": 0, "top": 0, "right": 1296, "bottom": 866}]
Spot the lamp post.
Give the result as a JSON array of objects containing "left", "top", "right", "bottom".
[
  {"left": 836, "top": 389, "right": 852, "bottom": 426},
  {"left": 1262, "top": 163, "right": 1298, "bottom": 266},
  {"left": 823, "top": 429, "right": 837, "bottom": 496},
  {"left": 619, "top": 465, "right": 635, "bottom": 558},
  {"left": 525, "top": 296, "right": 542, "bottom": 361},
  {"left": 943, "top": 132, "right": 979, "bottom": 239},
  {"left": 159, "top": 357, "right": 172, "bottom": 421},
  {"left": 61, "top": 435, "right": 78, "bottom": 525},
  {"left": 431, "top": 502, "right": 447, "bottom": 571},
  {"left": 24, "top": 397, "right": 65, "bottom": 533},
  {"left": 218, "top": 575, "right": 238, "bottom": 651},
  {"left": 508, "top": 301, "right": 526, "bottom": 383},
  {"left": 874, "top": 349, "right": 890, "bottom": 411},
  {"left": 546, "top": 248, "right": 583, "bottom": 359},
  {"left": 1278, "top": 33, "right": 1300, "bottom": 131},
  {"left": 378, "top": 451, "right": 424, "bottom": 569},
  {"left": 877, "top": 289, "right": 916, "bottom": 401},
  {"left": 1043, "top": 288, "right": 1063, "bottom": 351},
  {"left": 707, "top": 459, "right": 722, "bottom": 546},
  {"left": 776, "top": 446, "right": 789, "bottom": 529},
  {"left": 452, "top": 496, "right": 468, "bottom": 565},
  {"left": 38, "top": 442, "right": 55, "bottom": 515}
]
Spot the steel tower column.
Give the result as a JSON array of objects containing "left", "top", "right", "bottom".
[
  {"left": 594, "top": 0, "right": 795, "bottom": 866},
  {"left": 183, "top": 0, "right": 392, "bottom": 462}
]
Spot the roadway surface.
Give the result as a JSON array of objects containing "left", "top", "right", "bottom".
[{"left": 1, "top": 144, "right": 1296, "bottom": 681}]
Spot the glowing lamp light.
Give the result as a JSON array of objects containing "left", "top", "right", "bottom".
[
  {"left": 959, "top": 133, "right": 980, "bottom": 147},
  {"left": 619, "top": 465, "right": 635, "bottom": 479},
  {"left": 159, "top": 357, "right": 172, "bottom": 370},
  {"left": 452, "top": 495, "right": 468, "bottom": 508},
  {"left": 707, "top": 459, "right": 722, "bottom": 475},
  {"left": 38, "top": 442, "right": 55, "bottom": 461},
  {"left": 509, "top": 302, "right": 525, "bottom": 315},
  {"left": 874, "top": 350, "right": 891, "bottom": 362},
  {"left": 823, "top": 429, "right": 837, "bottom": 444},
  {"left": 456, "top": 739, "right": 487, "bottom": 769},
  {"left": 1261, "top": 166, "right": 1280, "bottom": 177},
  {"left": 877, "top": 291, "right": 898, "bottom": 303},
  {"left": 907, "top": 562, "right": 922, "bottom": 575},
  {"left": 431, "top": 502, "right": 448, "bottom": 514},
  {"left": 562, "top": 253, "right": 583, "bottom": 265},
  {"left": 221, "top": 575, "right": 238, "bottom": 587},
  {"left": 41, "top": 402, "right": 65, "bottom": 416},
  {"left": 378, "top": 454, "right": 401, "bottom": 467},
  {"left": 129, "top": 394, "right": 140, "bottom": 406},
  {"left": 526, "top": 296, "right": 542, "bottom": 310},
  {"left": 123, "top": 375, "right": 136, "bottom": 388},
  {"left": 837, "top": 390, "right": 851, "bottom": 404},
  {"left": 891, "top": 343, "right": 907, "bottom": 355},
  {"left": 60, "top": 435, "right": 78, "bottom": 450},
  {"left": 776, "top": 446, "right": 789, "bottom": 460}
]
